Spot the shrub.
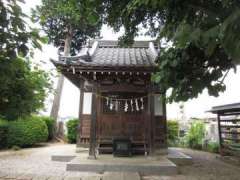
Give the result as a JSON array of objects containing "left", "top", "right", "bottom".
[
  {"left": 207, "top": 142, "right": 219, "bottom": 153},
  {"left": 40, "top": 116, "right": 55, "bottom": 140},
  {"left": 0, "top": 119, "right": 8, "bottom": 149},
  {"left": 11, "top": 145, "right": 21, "bottom": 151},
  {"left": 7, "top": 116, "right": 48, "bottom": 147},
  {"left": 185, "top": 121, "right": 206, "bottom": 150},
  {"left": 66, "top": 119, "right": 79, "bottom": 143},
  {"left": 167, "top": 120, "right": 179, "bottom": 146}
]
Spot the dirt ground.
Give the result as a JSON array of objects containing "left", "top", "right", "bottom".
[{"left": 143, "top": 148, "right": 240, "bottom": 180}]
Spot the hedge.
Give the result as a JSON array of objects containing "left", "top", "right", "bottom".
[
  {"left": 7, "top": 116, "right": 48, "bottom": 147},
  {"left": 0, "top": 119, "right": 8, "bottom": 149},
  {"left": 40, "top": 116, "right": 55, "bottom": 140},
  {"left": 66, "top": 118, "right": 79, "bottom": 143}
]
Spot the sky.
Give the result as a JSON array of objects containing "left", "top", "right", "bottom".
[{"left": 22, "top": 0, "right": 240, "bottom": 121}]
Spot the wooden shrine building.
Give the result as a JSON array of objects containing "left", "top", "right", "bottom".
[{"left": 52, "top": 40, "right": 167, "bottom": 158}]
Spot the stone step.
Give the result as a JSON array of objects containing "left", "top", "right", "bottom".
[
  {"left": 67, "top": 155, "right": 178, "bottom": 175},
  {"left": 81, "top": 176, "right": 101, "bottom": 180},
  {"left": 167, "top": 148, "right": 193, "bottom": 166},
  {"left": 51, "top": 155, "right": 76, "bottom": 162},
  {"left": 103, "top": 172, "right": 140, "bottom": 180}
]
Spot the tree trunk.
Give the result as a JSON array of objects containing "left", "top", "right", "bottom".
[{"left": 50, "top": 26, "right": 72, "bottom": 137}]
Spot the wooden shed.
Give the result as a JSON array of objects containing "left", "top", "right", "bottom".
[
  {"left": 209, "top": 103, "right": 240, "bottom": 156},
  {"left": 52, "top": 40, "right": 167, "bottom": 158}
]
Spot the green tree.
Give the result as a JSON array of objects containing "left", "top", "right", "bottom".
[
  {"left": 0, "top": 0, "right": 51, "bottom": 120},
  {"left": 103, "top": 0, "right": 239, "bottom": 102},
  {"left": 33, "top": 0, "right": 103, "bottom": 129},
  {"left": 185, "top": 121, "right": 206, "bottom": 149},
  {"left": 167, "top": 120, "right": 179, "bottom": 146}
]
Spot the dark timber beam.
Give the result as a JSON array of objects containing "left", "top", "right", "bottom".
[
  {"left": 88, "top": 86, "right": 97, "bottom": 159},
  {"left": 162, "top": 94, "right": 167, "bottom": 148},
  {"left": 148, "top": 85, "right": 155, "bottom": 155},
  {"left": 77, "top": 81, "right": 84, "bottom": 147},
  {"left": 217, "top": 114, "right": 223, "bottom": 155}
]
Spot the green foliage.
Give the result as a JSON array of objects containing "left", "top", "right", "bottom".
[
  {"left": 206, "top": 141, "right": 219, "bottom": 153},
  {"left": 0, "top": 1, "right": 45, "bottom": 59},
  {"left": 152, "top": 43, "right": 234, "bottom": 102},
  {"left": 167, "top": 120, "right": 179, "bottom": 146},
  {"left": 103, "top": 0, "right": 239, "bottom": 102},
  {"left": 185, "top": 121, "right": 206, "bottom": 150},
  {"left": 66, "top": 118, "right": 79, "bottom": 143},
  {"left": 33, "top": 0, "right": 103, "bottom": 55},
  {"left": 40, "top": 116, "right": 55, "bottom": 140},
  {"left": 0, "top": 1, "right": 52, "bottom": 120},
  {"left": 0, "top": 119, "right": 9, "bottom": 149},
  {"left": 7, "top": 116, "right": 48, "bottom": 147},
  {"left": 0, "top": 59, "right": 51, "bottom": 120},
  {"left": 11, "top": 145, "right": 21, "bottom": 151}
]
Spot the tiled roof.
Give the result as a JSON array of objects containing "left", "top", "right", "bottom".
[
  {"left": 54, "top": 40, "right": 158, "bottom": 70},
  {"left": 89, "top": 47, "right": 156, "bottom": 67},
  {"left": 89, "top": 40, "right": 157, "bottom": 48}
]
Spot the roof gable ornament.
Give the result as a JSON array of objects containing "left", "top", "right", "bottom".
[{"left": 148, "top": 42, "right": 159, "bottom": 61}]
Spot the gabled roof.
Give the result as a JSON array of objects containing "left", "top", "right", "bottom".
[{"left": 52, "top": 40, "right": 158, "bottom": 71}]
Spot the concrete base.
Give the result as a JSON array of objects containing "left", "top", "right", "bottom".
[
  {"left": 167, "top": 148, "right": 193, "bottom": 165},
  {"left": 76, "top": 147, "right": 89, "bottom": 153},
  {"left": 154, "top": 148, "right": 168, "bottom": 155},
  {"left": 51, "top": 147, "right": 193, "bottom": 176},
  {"left": 51, "top": 155, "right": 76, "bottom": 162},
  {"left": 77, "top": 143, "right": 90, "bottom": 149},
  {"left": 66, "top": 154, "right": 178, "bottom": 175}
]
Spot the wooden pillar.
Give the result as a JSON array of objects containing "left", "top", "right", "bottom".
[
  {"left": 148, "top": 85, "right": 155, "bottom": 155},
  {"left": 88, "top": 86, "right": 97, "bottom": 159},
  {"left": 77, "top": 81, "right": 84, "bottom": 147},
  {"left": 162, "top": 94, "right": 167, "bottom": 148},
  {"left": 217, "top": 113, "right": 223, "bottom": 154}
]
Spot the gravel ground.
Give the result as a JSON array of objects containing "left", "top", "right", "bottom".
[
  {"left": 0, "top": 143, "right": 100, "bottom": 179},
  {"left": 0, "top": 144, "right": 240, "bottom": 180},
  {"left": 143, "top": 148, "right": 240, "bottom": 180}
]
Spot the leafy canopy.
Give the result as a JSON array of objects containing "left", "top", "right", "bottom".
[
  {"left": 33, "top": 0, "right": 103, "bottom": 55},
  {"left": 0, "top": 0, "right": 51, "bottom": 120},
  {"left": 103, "top": 0, "right": 239, "bottom": 102}
]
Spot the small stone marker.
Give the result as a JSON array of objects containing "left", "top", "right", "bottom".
[{"left": 103, "top": 172, "right": 140, "bottom": 180}]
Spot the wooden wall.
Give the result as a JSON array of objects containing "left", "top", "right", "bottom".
[{"left": 78, "top": 91, "right": 167, "bottom": 152}]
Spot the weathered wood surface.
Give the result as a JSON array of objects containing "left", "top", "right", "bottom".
[{"left": 89, "top": 87, "right": 97, "bottom": 158}]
